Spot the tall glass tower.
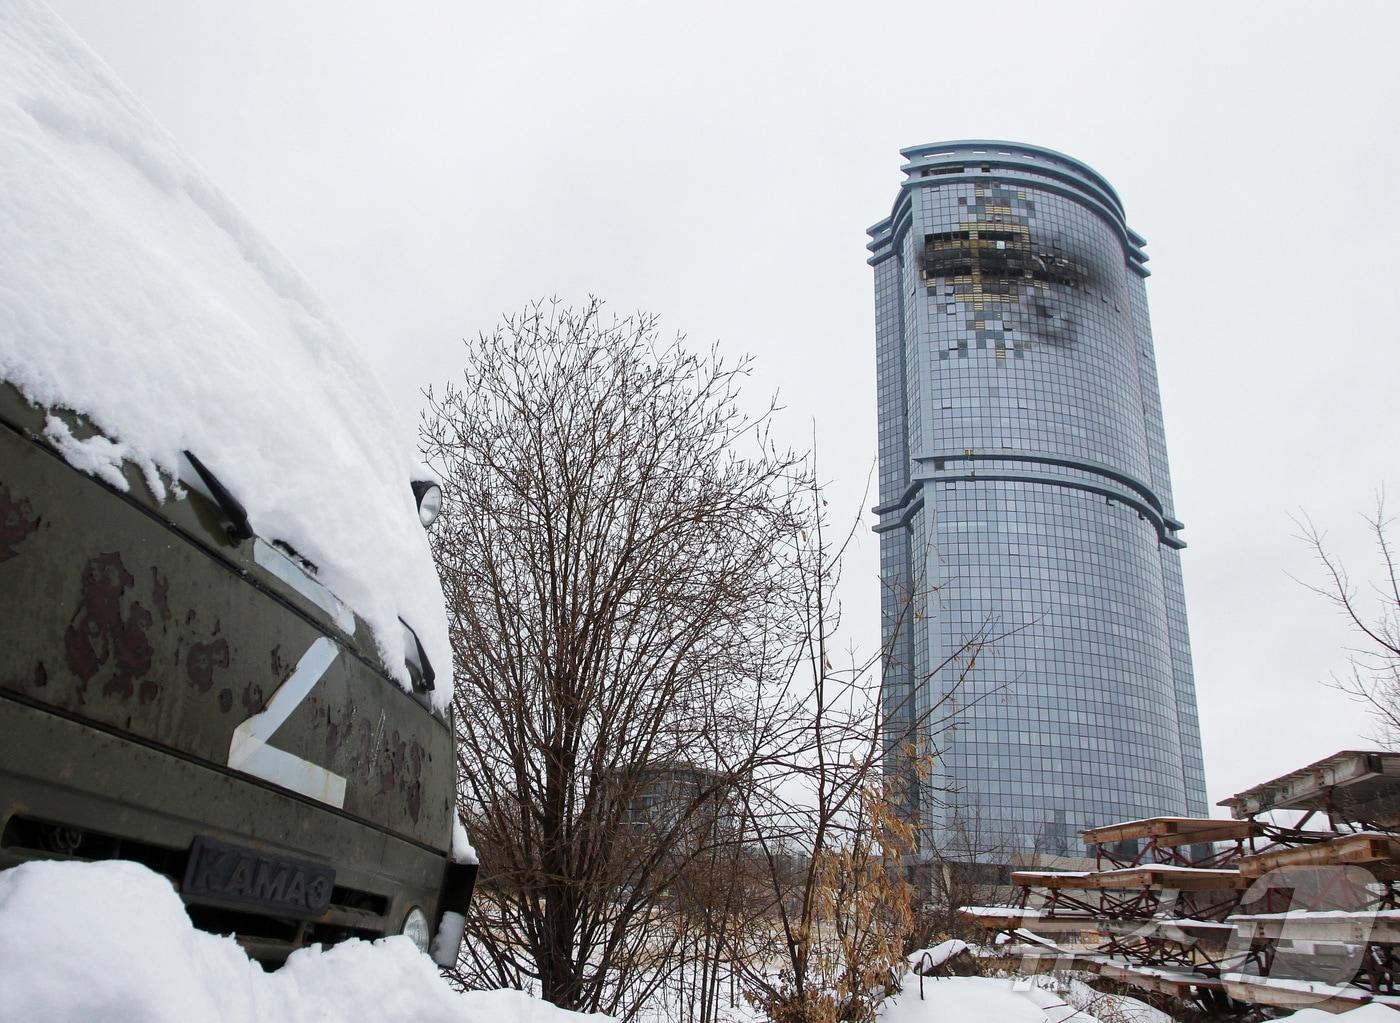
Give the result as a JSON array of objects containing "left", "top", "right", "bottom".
[{"left": 869, "top": 141, "right": 1208, "bottom": 860}]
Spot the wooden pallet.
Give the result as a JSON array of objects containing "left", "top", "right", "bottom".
[
  {"left": 1220, "top": 972, "right": 1400, "bottom": 1014},
  {"left": 960, "top": 906, "right": 1234, "bottom": 939},
  {"left": 1011, "top": 866, "right": 1246, "bottom": 892},
  {"left": 1220, "top": 750, "right": 1400, "bottom": 825},
  {"left": 1232, "top": 909, "right": 1400, "bottom": 944},
  {"left": 1082, "top": 816, "right": 1259, "bottom": 849},
  {"left": 997, "top": 948, "right": 1400, "bottom": 1012},
  {"left": 1237, "top": 832, "right": 1400, "bottom": 880},
  {"left": 990, "top": 948, "right": 1227, "bottom": 998}
]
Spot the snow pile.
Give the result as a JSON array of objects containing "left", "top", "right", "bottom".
[
  {"left": 882, "top": 975, "right": 1079, "bottom": 1023},
  {"left": 907, "top": 939, "right": 967, "bottom": 973},
  {"left": 0, "top": 860, "right": 612, "bottom": 1023},
  {"left": 0, "top": 0, "right": 450, "bottom": 705}
]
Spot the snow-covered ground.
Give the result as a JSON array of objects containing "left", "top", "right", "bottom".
[
  {"left": 3, "top": 859, "right": 1398, "bottom": 1022},
  {"left": 0, "top": 860, "right": 609, "bottom": 1023},
  {"left": 884, "top": 973, "right": 1172, "bottom": 1023},
  {"left": 0, "top": 0, "right": 450, "bottom": 704}
]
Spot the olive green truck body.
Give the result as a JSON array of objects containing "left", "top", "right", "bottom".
[{"left": 0, "top": 382, "right": 474, "bottom": 963}]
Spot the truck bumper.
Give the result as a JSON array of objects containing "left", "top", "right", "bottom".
[{"left": 0, "top": 693, "right": 452, "bottom": 964}]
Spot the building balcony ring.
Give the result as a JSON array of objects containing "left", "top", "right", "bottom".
[
  {"left": 916, "top": 449, "right": 1169, "bottom": 518},
  {"left": 872, "top": 481, "right": 922, "bottom": 517},
  {"left": 919, "top": 467, "right": 1186, "bottom": 550},
  {"left": 871, "top": 494, "right": 924, "bottom": 535}
]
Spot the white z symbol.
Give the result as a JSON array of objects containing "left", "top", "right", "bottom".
[{"left": 229, "top": 637, "right": 348, "bottom": 808}]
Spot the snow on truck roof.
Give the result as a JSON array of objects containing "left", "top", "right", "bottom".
[{"left": 0, "top": 1, "right": 451, "bottom": 707}]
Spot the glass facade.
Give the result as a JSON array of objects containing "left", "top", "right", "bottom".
[{"left": 868, "top": 141, "right": 1208, "bottom": 859}]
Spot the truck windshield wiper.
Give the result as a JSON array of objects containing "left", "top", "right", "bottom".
[
  {"left": 182, "top": 449, "right": 252, "bottom": 541},
  {"left": 398, "top": 616, "right": 436, "bottom": 693}
]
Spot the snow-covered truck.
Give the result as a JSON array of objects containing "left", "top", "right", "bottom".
[{"left": 0, "top": 0, "right": 474, "bottom": 964}]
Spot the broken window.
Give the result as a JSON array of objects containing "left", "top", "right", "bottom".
[{"left": 918, "top": 225, "right": 1088, "bottom": 288}]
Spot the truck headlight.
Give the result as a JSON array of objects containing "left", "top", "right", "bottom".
[
  {"left": 411, "top": 480, "right": 442, "bottom": 528},
  {"left": 401, "top": 906, "right": 431, "bottom": 954}
]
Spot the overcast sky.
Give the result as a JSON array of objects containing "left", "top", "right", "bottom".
[{"left": 44, "top": 0, "right": 1400, "bottom": 811}]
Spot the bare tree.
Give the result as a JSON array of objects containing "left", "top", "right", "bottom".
[
  {"left": 421, "top": 299, "right": 814, "bottom": 1016},
  {"left": 422, "top": 299, "right": 1014, "bottom": 1022},
  {"left": 734, "top": 779, "right": 918, "bottom": 1023},
  {"left": 724, "top": 473, "right": 1010, "bottom": 1023},
  {"left": 913, "top": 805, "right": 1013, "bottom": 948},
  {"left": 1297, "top": 494, "right": 1400, "bottom": 747}
]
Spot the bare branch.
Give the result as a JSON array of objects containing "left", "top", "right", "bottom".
[{"left": 1298, "top": 494, "right": 1400, "bottom": 749}]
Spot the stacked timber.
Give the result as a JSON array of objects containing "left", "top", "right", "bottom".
[{"left": 958, "top": 750, "right": 1400, "bottom": 1015}]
